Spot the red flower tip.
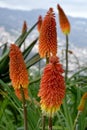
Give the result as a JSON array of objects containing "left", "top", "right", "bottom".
[
  {"left": 82, "top": 93, "right": 87, "bottom": 99},
  {"left": 47, "top": 7, "right": 55, "bottom": 18},
  {"left": 49, "top": 8, "right": 53, "bottom": 13},
  {"left": 57, "top": 4, "right": 61, "bottom": 10},
  {"left": 37, "top": 15, "right": 43, "bottom": 32},
  {"left": 57, "top": 4, "right": 70, "bottom": 34},
  {"left": 22, "top": 21, "right": 27, "bottom": 34},
  {"left": 49, "top": 56, "right": 59, "bottom": 64},
  {"left": 38, "top": 15, "right": 42, "bottom": 21},
  {"left": 78, "top": 93, "right": 87, "bottom": 111}
]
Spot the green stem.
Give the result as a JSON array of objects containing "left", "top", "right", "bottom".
[
  {"left": 24, "top": 42, "right": 26, "bottom": 51},
  {"left": 42, "top": 56, "right": 49, "bottom": 130},
  {"left": 20, "top": 87, "right": 28, "bottom": 130},
  {"left": 41, "top": 54, "right": 49, "bottom": 130},
  {"left": 73, "top": 111, "right": 81, "bottom": 130},
  {"left": 39, "top": 60, "right": 41, "bottom": 75},
  {"left": 65, "top": 34, "right": 69, "bottom": 81},
  {"left": 46, "top": 56, "right": 49, "bottom": 64},
  {"left": 42, "top": 115, "right": 46, "bottom": 130},
  {"left": 48, "top": 116, "right": 52, "bottom": 130}
]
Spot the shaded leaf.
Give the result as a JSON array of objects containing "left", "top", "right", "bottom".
[{"left": 26, "top": 53, "right": 41, "bottom": 69}]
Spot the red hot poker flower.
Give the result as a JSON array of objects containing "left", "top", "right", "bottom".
[
  {"left": 78, "top": 92, "right": 87, "bottom": 111},
  {"left": 38, "top": 8, "right": 57, "bottom": 58},
  {"left": 37, "top": 15, "right": 43, "bottom": 33},
  {"left": 38, "top": 56, "right": 65, "bottom": 117},
  {"left": 22, "top": 21, "right": 27, "bottom": 34},
  {"left": 57, "top": 4, "right": 70, "bottom": 35},
  {"left": 9, "top": 44, "right": 29, "bottom": 89}
]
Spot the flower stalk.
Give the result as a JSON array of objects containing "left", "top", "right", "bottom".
[
  {"left": 42, "top": 115, "right": 46, "bottom": 130},
  {"left": 20, "top": 87, "right": 28, "bottom": 130},
  {"left": 73, "top": 111, "right": 81, "bottom": 130},
  {"left": 65, "top": 34, "right": 69, "bottom": 81},
  {"left": 48, "top": 116, "right": 52, "bottom": 130}
]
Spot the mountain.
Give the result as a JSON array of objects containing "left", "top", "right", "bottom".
[
  {"left": 0, "top": 7, "right": 46, "bottom": 32},
  {"left": 0, "top": 7, "right": 87, "bottom": 47}
]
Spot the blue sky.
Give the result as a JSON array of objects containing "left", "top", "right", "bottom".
[{"left": 0, "top": 0, "right": 87, "bottom": 18}]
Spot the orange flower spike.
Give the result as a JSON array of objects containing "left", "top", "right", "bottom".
[
  {"left": 78, "top": 93, "right": 87, "bottom": 111},
  {"left": 15, "top": 88, "right": 29, "bottom": 100},
  {"left": 38, "top": 56, "right": 65, "bottom": 117},
  {"left": 9, "top": 44, "right": 29, "bottom": 89},
  {"left": 57, "top": 4, "right": 70, "bottom": 35},
  {"left": 37, "top": 15, "right": 43, "bottom": 33},
  {"left": 22, "top": 21, "right": 27, "bottom": 34},
  {"left": 39, "top": 8, "right": 57, "bottom": 58}
]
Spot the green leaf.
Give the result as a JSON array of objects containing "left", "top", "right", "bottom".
[
  {"left": 0, "top": 74, "right": 10, "bottom": 83},
  {"left": 23, "top": 37, "right": 38, "bottom": 59},
  {"left": 2, "top": 43, "right": 8, "bottom": 55},
  {"left": 0, "top": 98, "right": 8, "bottom": 120},
  {"left": 0, "top": 49, "right": 9, "bottom": 62},
  {"left": 15, "top": 21, "right": 38, "bottom": 47},
  {"left": 26, "top": 53, "right": 41, "bottom": 69},
  {"left": 69, "top": 67, "right": 87, "bottom": 80},
  {"left": 0, "top": 79, "right": 21, "bottom": 112},
  {"left": 0, "top": 55, "right": 9, "bottom": 74}
]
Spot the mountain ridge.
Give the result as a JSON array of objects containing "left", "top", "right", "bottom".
[{"left": 0, "top": 7, "right": 87, "bottom": 47}]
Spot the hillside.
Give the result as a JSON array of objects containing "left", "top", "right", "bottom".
[{"left": 0, "top": 7, "right": 87, "bottom": 47}]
